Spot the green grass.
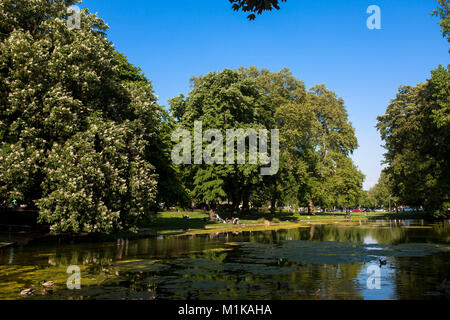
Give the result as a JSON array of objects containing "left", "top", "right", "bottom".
[
  {"left": 131, "top": 210, "right": 431, "bottom": 237},
  {"left": 146, "top": 211, "right": 217, "bottom": 229}
]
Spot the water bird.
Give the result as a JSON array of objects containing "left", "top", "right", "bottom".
[
  {"left": 187, "top": 291, "right": 199, "bottom": 300},
  {"left": 19, "top": 288, "right": 34, "bottom": 296},
  {"left": 246, "top": 284, "right": 261, "bottom": 291},
  {"left": 442, "top": 279, "right": 450, "bottom": 291},
  {"left": 42, "top": 280, "right": 55, "bottom": 287},
  {"left": 379, "top": 259, "right": 387, "bottom": 266},
  {"left": 41, "top": 288, "right": 53, "bottom": 296},
  {"left": 277, "top": 282, "right": 289, "bottom": 290}
]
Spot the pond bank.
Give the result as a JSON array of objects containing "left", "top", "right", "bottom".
[
  {"left": 0, "top": 220, "right": 351, "bottom": 247},
  {"left": 0, "top": 210, "right": 440, "bottom": 247}
]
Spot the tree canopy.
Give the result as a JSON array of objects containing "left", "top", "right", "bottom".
[
  {"left": 2, "top": 0, "right": 423, "bottom": 235},
  {"left": 373, "top": 2, "right": 450, "bottom": 217},
  {"left": 169, "top": 68, "right": 274, "bottom": 216},
  {"left": 0, "top": 0, "right": 168, "bottom": 232},
  {"left": 432, "top": 0, "right": 450, "bottom": 48},
  {"left": 368, "top": 171, "right": 398, "bottom": 210},
  {"left": 276, "top": 83, "right": 363, "bottom": 213},
  {"left": 229, "top": 0, "right": 287, "bottom": 20},
  {"left": 377, "top": 65, "right": 450, "bottom": 216},
  {"left": 170, "top": 66, "right": 364, "bottom": 216}
]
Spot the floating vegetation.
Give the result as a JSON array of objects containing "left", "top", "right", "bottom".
[{"left": 0, "top": 221, "right": 449, "bottom": 300}]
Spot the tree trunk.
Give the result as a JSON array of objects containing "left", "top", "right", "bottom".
[
  {"left": 270, "top": 198, "right": 276, "bottom": 215},
  {"left": 208, "top": 202, "right": 217, "bottom": 221},
  {"left": 308, "top": 200, "right": 315, "bottom": 215},
  {"left": 309, "top": 225, "right": 316, "bottom": 240},
  {"left": 242, "top": 189, "right": 250, "bottom": 212},
  {"left": 231, "top": 187, "right": 240, "bottom": 213}
]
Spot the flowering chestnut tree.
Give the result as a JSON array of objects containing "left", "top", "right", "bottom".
[
  {"left": 0, "top": 0, "right": 160, "bottom": 233},
  {"left": 37, "top": 117, "right": 158, "bottom": 233}
]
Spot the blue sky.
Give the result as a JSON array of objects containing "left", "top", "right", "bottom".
[{"left": 82, "top": 0, "right": 448, "bottom": 189}]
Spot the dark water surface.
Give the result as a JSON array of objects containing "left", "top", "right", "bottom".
[{"left": 1, "top": 220, "right": 449, "bottom": 300}]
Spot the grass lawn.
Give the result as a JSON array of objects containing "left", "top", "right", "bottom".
[{"left": 137, "top": 210, "right": 430, "bottom": 236}]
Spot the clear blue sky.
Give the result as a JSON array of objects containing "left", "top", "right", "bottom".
[{"left": 82, "top": 0, "right": 448, "bottom": 189}]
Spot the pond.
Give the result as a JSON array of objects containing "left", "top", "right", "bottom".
[{"left": 1, "top": 220, "right": 449, "bottom": 300}]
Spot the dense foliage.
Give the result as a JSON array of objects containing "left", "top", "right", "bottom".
[
  {"left": 170, "top": 67, "right": 364, "bottom": 215},
  {"left": 0, "top": 0, "right": 165, "bottom": 232},
  {"left": 3, "top": 0, "right": 447, "bottom": 235},
  {"left": 368, "top": 171, "right": 398, "bottom": 210},
  {"left": 372, "top": 1, "right": 450, "bottom": 217},
  {"left": 432, "top": 0, "right": 450, "bottom": 49},
  {"left": 377, "top": 66, "right": 450, "bottom": 216}
]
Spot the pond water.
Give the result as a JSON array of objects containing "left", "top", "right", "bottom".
[{"left": 1, "top": 220, "right": 449, "bottom": 300}]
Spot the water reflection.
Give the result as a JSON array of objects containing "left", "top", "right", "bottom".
[
  {"left": 8, "top": 247, "right": 13, "bottom": 265},
  {"left": 0, "top": 220, "right": 449, "bottom": 300}
]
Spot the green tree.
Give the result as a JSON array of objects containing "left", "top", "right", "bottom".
[
  {"left": 170, "top": 69, "right": 274, "bottom": 217},
  {"left": 113, "top": 51, "right": 187, "bottom": 209},
  {"left": 358, "top": 190, "right": 374, "bottom": 209},
  {"left": 276, "top": 85, "right": 361, "bottom": 214},
  {"left": 36, "top": 115, "right": 158, "bottom": 233},
  {"left": 0, "top": 0, "right": 161, "bottom": 232},
  {"left": 369, "top": 171, "right": 398, "bottom": 211},
  {"left": 322, "top": 153, "right": 365, "bottom": 211},
  {"left": 377, "top": 66, "right": 450, "bottom": 216},
  {"left": 239, "top": 67, "right": 307, "bottom": 213},
  {"left": 170, "top": 66, "right": 364, "bottom": 217},
  {"left": 432, "top": 0, "right": 450, "bottom": 49}
]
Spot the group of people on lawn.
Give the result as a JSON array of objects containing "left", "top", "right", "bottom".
[
  {"left": 182, "top": 213, "right": 241, "bottom": 225},
  {"left": 214, "top": 214, "right": 241, "bottom": 225}
]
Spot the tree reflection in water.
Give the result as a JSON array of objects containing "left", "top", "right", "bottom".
[{"left": 0, "top": 220, "right": 449, "bottom": 300}]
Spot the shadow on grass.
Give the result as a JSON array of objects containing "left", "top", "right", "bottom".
[
  {"left": 152, "top": 218, "right": 214, "bottom": 230},
  {"left": 145, "top": 210, "right": 302, "bottom": 233},
  {"left": 365, "top": 211, "right": 429, "bottom": 220},
  {"left": 219, "top": 210, "right": 300, "bottom": 223}
]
